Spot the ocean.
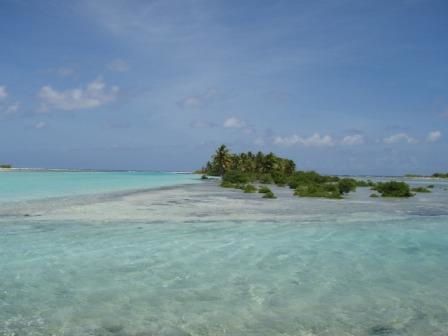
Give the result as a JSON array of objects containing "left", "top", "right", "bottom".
[{"left": 1, "top": 172, "right": 447, "bottom": 335}]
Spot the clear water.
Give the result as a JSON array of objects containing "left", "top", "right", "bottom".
[
  {"left": 1, "top": 176, "right": 448, "bottom": 335},
  {"left": 0, "top": 171, "right": 199, "bottom": 202}
]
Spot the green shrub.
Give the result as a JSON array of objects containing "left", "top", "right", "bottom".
[
  {"left": 201, "top": 174, "right": 209, "bottom": 180},
  {"left": 222, "top": 170, "right": 252, "bottom": 184},
  {"left": 288, "top": 171, "right": 340, "bottom": 189},
  {"left": 243, "top": 184, "right": 257, "bottom": 193},
  {"left": 355, "top": 180, "right": 369, "bottom": 187},
  {"left": 258, "top": 174, "right": 273, "bottom": 184},
  {"left": 294, "top": 183, "right": 342, "bottom": 199},
  {"left": 220, "top": 181, "right": 236, "bottom": 188},
  {"left": 288, "top": 179, "right": 300, "bottom": 189},
  {"left": 338, "top": 178, "right": 358, "bottom": 194},
  {"left": 370, "top": 193, "right": 379, "bottom": 198},
  {"left": 258, "top": 186, "right": 272, "bottom": 194},
  {"left": 427, "top": 185, "right": 434, "bottom": 189},
  {"left": 355, "top": 179, "right": 374, "bottom": 187},
  {"left": 411, "top": 187, "right": 431, "bottom": 193},
  {"left": 374, "top": 181, "right": 413, "bottom": 197},
  {"left": 262, "top": 191, "right": 276, "bottom": 199},
  {"left": 271, "top": 172, "right": 288, "bottom": 186}
]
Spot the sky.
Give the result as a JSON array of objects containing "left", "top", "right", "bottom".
[{"left": 0, "top": 0, "right": 447, "bottom": 175}]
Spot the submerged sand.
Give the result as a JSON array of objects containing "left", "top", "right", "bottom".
[{"left": 1, "top": 179, "right": 447, "bottom": 223}]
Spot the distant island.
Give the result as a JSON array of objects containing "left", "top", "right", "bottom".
[
  {"left": 432, "top": 173, "right": 448, "bottom": 178},
  {"left": 198, "top": 145, "right": 429, "bottom": 199},
  {"left": 405, "top": 173, "right": 448, "bottom": 178},
  {"left": 0, "top": 164, "right": 12, "bottom": 169}
]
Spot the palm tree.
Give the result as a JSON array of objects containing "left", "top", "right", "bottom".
[
  {"left": 212, "top": 145, "right": 232, "bottom": 176},
  {"left": 262, "top": 152, "right": 277, "bottom": 173},
  {"left": 255, "top": 151, "right": 264, "bottom": 174},
  {"left": 284, "top": 159, "right": 296, "bottom": 175}
]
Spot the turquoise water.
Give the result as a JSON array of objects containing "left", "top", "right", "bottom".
[
  {"left": 0, "top": 171, "right": 198, "bottom": 202},
  {"left": 1, "top": 176, "right": 448, "bottom": 335}
]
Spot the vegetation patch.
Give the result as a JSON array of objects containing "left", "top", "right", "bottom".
[
  {"left": 372, "top": 181, "right": 413, "bottom": 198},
  {"left": 411, "top": 187, "right": 431, "bottom": 193},
  {"left": 287, "top": 171, "right": 339, "bottom": 190},
  {"left": 222, "top": 170, "right": 253, "bottom": 184},
  {"left": 294, "top": 183, "right": 342, "bottom": 199},
  {"left": 258, "top": 186, "right": 272, "bottom": 194},
  {"left": 220, "top": 181, "right": 236, "bottom": 188},
  {"left": 243, "top": 184, "right": 257, "bottom": 193},
  {"left": 258, "top": 174, "right": 274, "bottom": 184},
  {"left": 200, "top": 145, "right": 378, "bottom": 200},
  {"left": 337, "top": 178, "right": 358, "bottom": 194},
  {"left": 262, "top": 191, "right": 276, "bottom": 199},
  {"left": 200, "top": 145, "right": 295, "bottom": 179},
  {"left": 355, "top": 179, "right": 375, "bottom": 187},
  {"left": 406, "top": 173, "right": 448, "bottom": 178},
  {"left": 432, "top": 172, "right": 448, "bottom": 178}
]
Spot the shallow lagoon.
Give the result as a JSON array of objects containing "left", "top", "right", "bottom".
[
  {"left": 1, "top": 176, "right": 448, "bottom": 335},
  {"left": 0, "top": 171, "right": 198, "bottom": 202}
]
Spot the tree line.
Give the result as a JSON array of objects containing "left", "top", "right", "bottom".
[{"left": 199, "top": 144, "right": 296, "bottom": 178}]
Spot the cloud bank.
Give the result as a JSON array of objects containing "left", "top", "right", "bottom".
[
  {"left": 38, "top": 78, "right": 119, "bottom": 111},
  {"left": 341, "top": 134, "right": 365, "bottom": 145},
  {"left": 383, "top": 133, "right": 418, "bottom": 144},
  {"left": 223, "top": 117, "right": 246, "bottom": 129},
  {"left": 274, "top": 133, "right": 334, "bottom": 147}
]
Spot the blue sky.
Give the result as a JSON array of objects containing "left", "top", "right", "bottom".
[{"left": 0, "top": 0, "right": 447, "bottom": 175}]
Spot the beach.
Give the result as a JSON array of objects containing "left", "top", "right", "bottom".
[{"left": 1, "top": 173, "right": 448, "bottom": 335}]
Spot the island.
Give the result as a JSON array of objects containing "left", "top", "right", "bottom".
[
  {"left": 432, "top": 172, "right": 448, "bottom": 178},
  {"left": 405, "top": 172, "right": 448, "bottom": 179},
  {"left": 199, "top": 145, "right": 416, "bottom": 199}
]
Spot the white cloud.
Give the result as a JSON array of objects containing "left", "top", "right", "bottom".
[
  {"left": 341, "top": 134, "right": 364, "bottom": 145},
  {"left": 223, "top": 117, "right": 245, "bottom": 128},
  {"left": 34, "top": 121, "right": 46, "bottom": 129},
  {"left": 274, "top": 133, "right": 334, "bottom": 147},
  {"left": 38, "top": 78, "right": 119, "bottom": 111},
  {"left": 383, "top": 133, "right": 418, "bottom": 144},
  {"left": 0, "top": 86, "right": 7, "bottom": 100},
  {"left": 427, "top": 130, "right": 442, "bottom": 142},
  {"left": 107, "top": 59, "right": 129, "bottom": 72},
  {"left": 178, "top": 96, "right": 202, "bottom": 109}
]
